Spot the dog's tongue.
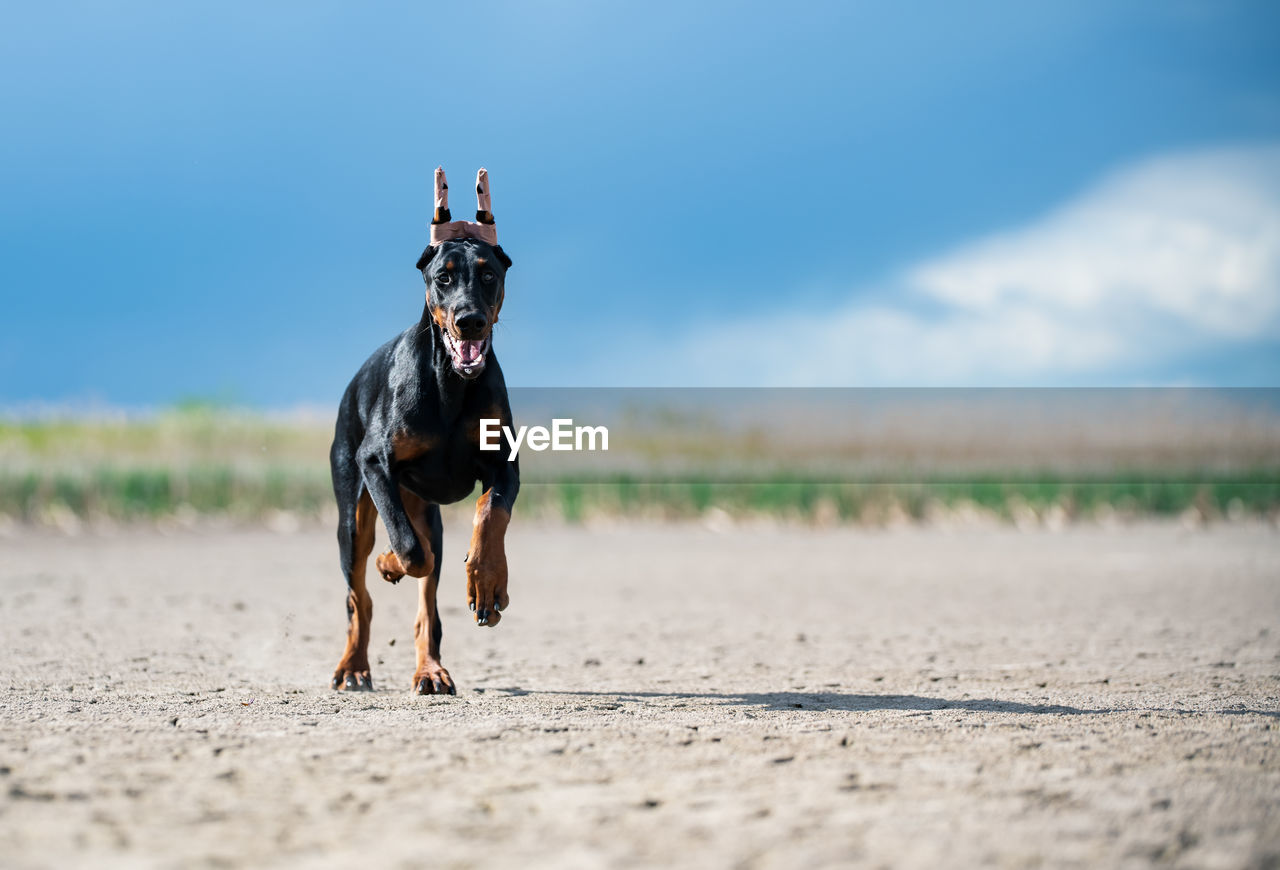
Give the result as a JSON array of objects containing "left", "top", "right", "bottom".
[{"left": 458, "top": 340, "right": 484, "bottom": 364}]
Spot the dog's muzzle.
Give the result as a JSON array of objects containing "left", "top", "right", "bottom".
[{"left": 442, "top": 331, "right": 490, "bottom": 379}]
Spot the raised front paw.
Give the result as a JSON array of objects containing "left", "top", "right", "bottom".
[
  {"left": 465, "top": 554, "right": 509, "bottom": 627},
  {"left": 376, "top": 549, "right": 406, "bottom": 584},
  {"left": 377, "top": 545, "right": 433, "bottom": 582},
  {"left": 331, "top": 666, "right": 374, "bottom": 691},
  {"left": 413, "top": 662, "right": 456, "bottom": 695}
]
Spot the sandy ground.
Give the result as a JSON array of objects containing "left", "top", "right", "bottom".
[{"left": 1, "top": 520, "right": 1278, "bottom": 869}]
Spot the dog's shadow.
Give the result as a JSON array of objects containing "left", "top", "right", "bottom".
[{"left": 487, "top": 688, "right": 1280, "bottom": 718}]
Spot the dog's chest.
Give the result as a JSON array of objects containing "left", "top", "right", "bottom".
[{"left": 391, "top": 416, "right": 491, "bottom": 504}]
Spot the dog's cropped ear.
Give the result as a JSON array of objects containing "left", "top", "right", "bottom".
[
  {"left": 492, "top": 245, "right": 513, "bottom": 270},
  {"left": 415, "top": 245, "right": 438, "bottom": 273}
]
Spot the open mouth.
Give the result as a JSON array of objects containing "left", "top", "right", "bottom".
[{"left": 442, "top": 331, "right": 490, "bottom": 378}]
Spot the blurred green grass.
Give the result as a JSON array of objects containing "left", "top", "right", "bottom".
[
  {"left": 2, "top": 410, "right": 1277, "bottom": 525},
  {"left": 3, "top": 466, "right": 1277, "bottom": 525},
  {"left": 532, "top": 474, "right": 1280, "bottom": 523}
]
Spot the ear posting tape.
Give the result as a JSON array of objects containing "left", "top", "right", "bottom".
[{"left": 430, "top": 167, "right": 498, "bottom": 246}]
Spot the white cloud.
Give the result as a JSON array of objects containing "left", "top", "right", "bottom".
[{"left": 646, "top": 143, "right": 1280, "bottom": 385}]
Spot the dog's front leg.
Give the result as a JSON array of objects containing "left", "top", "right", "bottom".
[
  {"left": 359, "top": 449, "right": 432, "bottom": 578},
  {"left": 466, "top": 463, "right": 518, "bottom": 627}
]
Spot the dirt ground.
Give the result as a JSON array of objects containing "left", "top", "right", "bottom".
[{"left": 1, "top": 519, "right": 1277, "bottom": 869}]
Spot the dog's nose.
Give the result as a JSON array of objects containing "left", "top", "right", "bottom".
[{"left": 454, "top": 311, "right": 488, "bottom": 338}]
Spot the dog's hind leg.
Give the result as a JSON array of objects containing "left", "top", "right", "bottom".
[
  {"left": 403, "top": 494, "right": 452, "bottom": 694},
  {"left": 332, "top": 485, "right": 378, "bottom": 691}
]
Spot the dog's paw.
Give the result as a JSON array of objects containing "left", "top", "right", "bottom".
[
  {"left": 377, "top": 546, "right": 434, "bottom": 581},
  {"left": 465, "top": 555, "right": 509, "bottom": 627},
  {"left": 375, "top": 550, "right": 406, "bottom": 584},
  {"left": 413, "top": 662, "right": 456, "bottom": 696},
  {"left": 331, "top": 667, "right": 374, "bottom": 691}
]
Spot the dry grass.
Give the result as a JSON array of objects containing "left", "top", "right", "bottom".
[{"left": 2, "top": 393, "right": 1277, "bottom": 526}]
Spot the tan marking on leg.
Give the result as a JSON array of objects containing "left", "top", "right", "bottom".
[
  {"left": 334, "top": 490, "right": 377, "bottom": 688},
  {"left": 376, "top": 486, "right": 436, "bottom": 581},
  {"left": 412, "top": 563, "right": 452, "bottom": 694},
  {"left": 381, "top": 436, "right": 440, "bottom": 581},
  {"left": 466, "top": 489, "right": 511, "bottom": 626},
  {"left": 398, "top": 490, "right": 453, "bottom": 693}
]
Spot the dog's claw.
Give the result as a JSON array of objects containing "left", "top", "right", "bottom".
[
  {"left": 420, "top": 678, "right": 454, "bottom": 696},
  {"left": 334, "top": 669, "right": 373, "bottom": 691},
  {"left": 414, "top": 668, "right": 456, "bottom": 696}
]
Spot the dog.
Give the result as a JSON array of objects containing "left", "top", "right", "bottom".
[{"left": 328, "top": 167, "right": 518, "bottom": 694}]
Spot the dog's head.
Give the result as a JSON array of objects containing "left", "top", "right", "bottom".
[{"left": 417, "top": 239, "right": 513, "bottom": 380}]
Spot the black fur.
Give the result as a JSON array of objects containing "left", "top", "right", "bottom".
[{"left": 329, "top": 237, "right": 519, "bottom": 674}]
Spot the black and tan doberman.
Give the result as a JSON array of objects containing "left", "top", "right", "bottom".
[{"left": 328, "top": 167, "right": 518, "bottom": 694}]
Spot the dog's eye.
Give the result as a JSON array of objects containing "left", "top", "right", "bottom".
[
  {"left": 436, "top": 272, "right": 452, "bottom": 285},
  {"left": 481, "top": 271, "right": 496, "bottom": 284}
]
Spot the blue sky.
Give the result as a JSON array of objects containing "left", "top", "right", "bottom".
[{"left": 1, "top": 1, "right": 1278, "bottom": 406}]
